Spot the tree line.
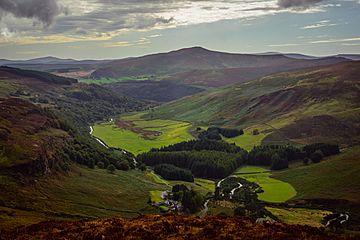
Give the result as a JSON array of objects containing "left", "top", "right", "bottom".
[
  {"left": 198, "top": 127, "right": 244, "bottom": 140},
  {"left": 139, "top": 140, "right": 340, "bottom": 178},
  {"left": 151, "top": 139, "right": 245, "bottom": 153},
  {"left": 154, "top": 164, "right": 194, "bottom": 182},
  {"left": 138, "top": 150, "right": 246, "bottom": 179},
  {"left": 247, "top": 143, "right": 340, "bottom": 170}
]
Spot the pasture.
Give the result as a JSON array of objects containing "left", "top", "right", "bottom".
[
  {"left": 93, "top": 113, "right": 194, "bottom": 155},
  {"left": 234, "top": 166, "right": 296, "bottom": 203}
]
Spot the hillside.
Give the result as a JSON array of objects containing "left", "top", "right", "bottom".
[
  {"left": 0, "top": 66, "right": 147, "bottom": 129},
  {"left": 104, "top": 80, "right": 205, "bottom": 102},
  {"left": 90, "top": 47, "right": 349, "bottom": 87},
  {"left": 274, "top": 147, "right": 360, "bottom": 203},
  {"left": 0, "top": 98, "right": 70, "bottom": 173},
  {"left": 0, "top": 214, "right": 352, "bottom": 240},
  {"left": 149, "top": 62, "right": 360, "bottom": 147}
]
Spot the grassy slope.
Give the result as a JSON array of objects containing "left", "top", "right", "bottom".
[
  {"left": 274, "top": 147, "right": 360, "bottom": 202},
  {"left": 234, "top": 166, "right": 297, "bottom": 203},
  {"left": 0, "top": 166, "right": 167, "bottom": 229},
  {"left": 149, "top": 62, "right": 360, "bottom": 147},
  {"left": 93, "top": 113, "right": 194, "bottom": 155},
  {"left": 266, "top": 207, "right": 331, "bottom": 227}
]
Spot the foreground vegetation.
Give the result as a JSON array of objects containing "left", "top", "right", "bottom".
[{"left": 0, "top": 166, "right": 166, "bottom": 229}]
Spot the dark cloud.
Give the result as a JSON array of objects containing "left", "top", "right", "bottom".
[
  {"left": 0, "top": 0, "right": 65, "bottom": 26},
  {"left": 278, "top": 0, "right": 324, "bottom": 9}
]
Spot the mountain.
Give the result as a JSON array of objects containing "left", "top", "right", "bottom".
[
  {"left": 90, "top": 47, "right": 350, "bottom": 87},
  {"left": 0, "top": 67, "right": 147, "bottom": 168},
  {"left": 336, "top": 54, "right": 360, "bottom": 61},
  {"left": 149, "top": 61, "right": 360, "bottom": 146},
  {"left": 0, "top": 57, "right": 112, "bottom": 79},
  {"left": 256, "top": 52, "right": 319, "bottom": 60},
  {"left": 0, "top": 56, "right": 111, "bottom": 66}
]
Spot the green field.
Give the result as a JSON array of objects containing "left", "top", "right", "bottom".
[
  {"left": 234, "top": 166, "right": 296, "bottom": 203},
  {"left": 267, "top": 207, "right": 331, "bottom": 227},
  {"left": 93, "top": 113, "right": 194, "bottom": 155},
  {"left": 274, "top": 147, "right": 360, "bottom": 202},
  {"left": 224, "top": 125, "right": 270, "bottom": 151}
]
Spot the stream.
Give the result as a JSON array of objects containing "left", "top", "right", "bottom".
[{"left": 89, "top": 126, "right": 109, "bottom": 148}]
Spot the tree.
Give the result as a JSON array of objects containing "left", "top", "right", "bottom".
[
  {"left": 310, "top": 150, "right": 323, "bottom": 163},
  {"left": 97, "top": 161, "right": 105, "bottom": 169},
  {"left": 138, "top": 163, "right": 147, "bottom": 171},
  {"left": 303, "top": 157, "right": 310, "bottom": 165},
  {"left": 118, "top": 160, "right": 130, "bottom": 171},
  {"left": 270, "top": 154, "right": 288, "bottom": 170},
  {"left": 107, "top": 164, "right": 116, "bottom": 173}
]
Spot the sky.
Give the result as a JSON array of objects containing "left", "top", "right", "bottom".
[{"left": 0, "top": 0, "right": 359, "bottom": 60}]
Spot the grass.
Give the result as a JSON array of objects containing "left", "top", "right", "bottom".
[
  {"left": 234, "top": 166, "right": 296, "bottom": 203},
  {"left": 147, "top": 170, "right": 215, "bottom": 196},
  {"left": 0, "top": 165, "right": 168, "bottom": 228},
  {"left": 267, "top": 207, "right": 331, "bottom": 227},
  {"left": 274, "top": 147, "right": 360, "bottom": 202},
  {"left": 149, "top": 190, "right": 164, "bottom": 204},
  {"left": 93, "top": 113, "right": 194, "bottom": 155},
  {"left": 146, "top": 170, "right": 170, "bottom": 186}
]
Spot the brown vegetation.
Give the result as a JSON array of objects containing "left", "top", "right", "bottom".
[{"left": 0, "top": 214, "right": 354, "bottom": 240}]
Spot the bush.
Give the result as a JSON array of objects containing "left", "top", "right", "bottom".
[
  {"left": 138, "top": 163, "right": 147, "bottom": 171},
  {"left": 107, "top": 164, "right": 116, "bottom": 173},
  {"left": 303, "top": 157, "right": 310, "bottom": 165},
  {"left": 97, "top": 161, "right": 105, "bottom": 169},
  {"left": 118, "top": 160, "right": 130, "bottom": 171},
  {"left": 310, "top": 150, "right": 323, "bottom": 163}
]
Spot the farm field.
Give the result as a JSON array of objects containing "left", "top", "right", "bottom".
[
  {"left": 234, "top": 166, "right": 296, "bottom": 203},
  {"left": 93, "top": 113, "right": 194, "bottom": 155},
  {"left": 274, "top": 147, "right": 360, "bottom": 202}
]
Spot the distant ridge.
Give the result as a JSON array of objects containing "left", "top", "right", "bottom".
[{"left": 91, "top": 47, "right": 350, "bottom": 87}]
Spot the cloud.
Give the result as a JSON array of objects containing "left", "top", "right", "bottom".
[
  {"left": 310, "top": 37, "right": 360, "bottom": 44},
  {"left": 278, "top": 0, "right": 324, "bottom": 9},
  {"left": 301, "top": 20, "right": 337, "bottom": 29},
  {"left": 268, "top": 43, "right": 300, "bottom": 47},
  {"left": 0, "top": 0, "right": 338, "bottom": 46},
  {"left": 0, "top": 0, "right": 66, "bottom": 26}
]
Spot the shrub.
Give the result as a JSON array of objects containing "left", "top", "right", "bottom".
[
  {"left": 118, "top": 160, "right": 130, "bottom": 171},
  {"left": 107, "top": 164, "right": 116, "bottom": 173},
  {"left": 97, "top": 161, "right": 105, "bottom": 169},
  {"left": 303, "top": 157, "right": 310, "bottom": 165},
  {"left": 138, "top": 163, "right": 147, "bottom": 171},
  {"left": 310, "top": 150, "right": 323, "bottom": 163}
]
